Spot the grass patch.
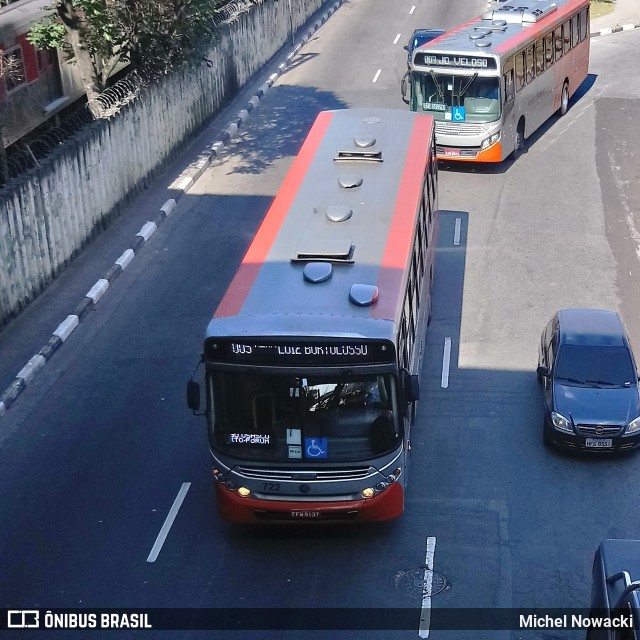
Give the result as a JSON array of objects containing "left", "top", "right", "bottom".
[{"left": 591, "top": 0, "right": 615, "bottom": 20}]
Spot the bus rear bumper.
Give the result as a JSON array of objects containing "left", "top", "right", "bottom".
[{"left": 214, "top": 481, "right": 404, "bottom": 524}]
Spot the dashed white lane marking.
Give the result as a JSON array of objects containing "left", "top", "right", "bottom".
[
  {"left": 454, "top": 218, "right": 461, "bottom": 246},
  {"left": 147, "top": 483, "right": 191, "bottom": 563},
  {"left": 409, "top": 5, "right": 416, "bottom": 15},
  {"left": 441, "top": 338, "right": 452, "bottom": 388},
  {"left": 394, "top": 33, "right": 402, "bottom": 44},
  {"left": 372, "top": 69, "right": 382, "bottom": 83},
  {"left": 419, "top": 536, "right": 437, "bottom": 638}
]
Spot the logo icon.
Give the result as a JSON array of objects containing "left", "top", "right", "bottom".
[
  {"left": 452, "top": 106, "right": 466, "bottom": 122},
  {"left": 304, "top": 438, "right": 328, "bottom": 459},
  {"left": 8, "top": 610, "right": 40, "bottom": 628}
]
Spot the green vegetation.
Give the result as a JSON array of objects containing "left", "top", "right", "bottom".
[{"left": 591, "top": 0, "right": 616, "bottom": 20}]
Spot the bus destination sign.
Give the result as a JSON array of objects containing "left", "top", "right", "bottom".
[
  {"left": 205, "top": 340, "right": 395, "bottom": 365},
  {"left": 414, "top": 52, "right": 497, "bottom": 70}
]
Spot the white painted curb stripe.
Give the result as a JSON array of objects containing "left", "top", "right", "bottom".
[
  {"left": 0, "top": 401, "right": 5, "bottom": 419},
  {"left": 147, "top": 483, "right": 191, "bottom": 563},
  {"left": 53, "top": 315, "right": 80, "bottom": 342},
  {"left": 17, "top": 355, "right": 46, "bottom": 383},
  {"left": 419, "top": 536, "right": 437, "bottom": 638},
  {"left": 622, "top": 24, "right": 636, "bottom": 31},
  {"left": 227, "top": 123, "right": 239, "bottom": 138},
  {"left": 116, "top": 249, "right": 135, "bottom": 270},
  {"left": 86, "top": 279, "right": 109, "bottom": 303},
  {"left": 175, "top": 176, "right": 193, "bottom": 192},
  {"left": 600, "top": 27, "right": 613, "bottom": 35},
  {"left": 137, "top": 221, "right": 157, "bottom": 241},
  {"left": 454, "top": 218, "right": 461, "bottom": 246},
  {"left": 441, "top": 337, "right": 452, "bottom": 388}
]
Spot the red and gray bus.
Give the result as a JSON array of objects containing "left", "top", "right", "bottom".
[
  {"left": 187, "top": 108, "right": 438, "bottom": 523},
  {"left": 405, "top": 0, "right": 590, "bottom": 162}
]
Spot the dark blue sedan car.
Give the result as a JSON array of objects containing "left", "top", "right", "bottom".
[
  {"left": 404, "top": 29, "right": 445, "bottom": 68},
  {"left": 537, "top": 309, "right": 640, "bottom": 453}
]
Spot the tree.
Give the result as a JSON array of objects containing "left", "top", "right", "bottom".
[
  {"left": 28, "top": 0, "right": 225, "bottom": 117},
  {"left": 0, "top": 48, "right": 25, "bottom": 183}
]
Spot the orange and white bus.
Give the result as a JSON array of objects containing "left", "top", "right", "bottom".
[
  {"left": 405, "top": 0, "right": 590, "bottom": 162},
  {"left": 187, "top": 108, "right": 438, "bottom": 524}
]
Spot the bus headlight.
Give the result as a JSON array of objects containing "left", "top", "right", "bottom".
[
  {"left": 237, "top": 487, "right": 251, "bottom": 497},
  {"left": 480, "top": 132, "right": 501, "bottom": 149},
  {"left": 361, "top": 488, "right": 375, "bottom": 499}
]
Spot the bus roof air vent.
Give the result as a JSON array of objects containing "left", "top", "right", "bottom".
[
  {"left": 491, "top": 19, "right": 508, "bottom": 31},
  {"left": 362, "top": 116, "right": 382, "bottom": 124},
  {"left": 354, "top": 135, "right": 376, "bottom": 148},
  {"left": 291, "top": 243, "right": 355, "bottom": 264},
  {"left": 488, "top": 0, "right": 557, "bottom": 23},
  {"left": 349, "top": 284, "right": 379, "bottom": 307},
  {"left": 303, "top": 262, "right": 333, "bottom": 284},
  {"left": 338, "top": 174, "right": 364, "bottom": 189},
  {"left": 334, "top": 150, "right": 383, "bottom": 162},
  {"left": 470, "top": 27, "right": 492, "bottom": 39},
  {"left": 475, "top": 40, "right": 492, "bottom": 47},
  {"left": 326, "top": 205, "right": 353, "bottom": 222}
]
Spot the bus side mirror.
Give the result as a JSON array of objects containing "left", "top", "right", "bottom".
[
  {"left": 187, "top": 380, "right": 201, "bottom": 413},
  {"left": 401, "top": 71, "right": 410, "bottom": 105},
  {"left": 402, "top": 370, "right": 420, "bottom": 403},
  {"left": 536, "top": 365, "right": 550, "bottom": 378}
]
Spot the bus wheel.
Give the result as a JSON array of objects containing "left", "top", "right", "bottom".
[
  {"left": 512, "top": 121, "right": 526, "bottom": 159},
  {"left": 559, "top": 82, "right": 569, "bottom": 116}
]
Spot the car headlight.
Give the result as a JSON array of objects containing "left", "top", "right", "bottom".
[
  {"left": 624, "top": 416, "right": 640, "bottom": 435},
  {"left": 480, "top": 132, "right": 501, "bottom": 149},
  {"left": 551, "top": 411, "right": 573, "bottom": 434}
]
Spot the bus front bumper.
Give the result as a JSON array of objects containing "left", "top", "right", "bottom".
[
  {"left": 214, "top": 481, "right": 404, "bottom": 524},
  {"left": 437, "top": 141, "right": 503, "bottom": 163}
]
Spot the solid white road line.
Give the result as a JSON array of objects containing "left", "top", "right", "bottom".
[
  {"left": 441, "top": 338, "right": 452, "bottom": 388},
  {"left": 147, "top": 482, "right": 191, "bottom": 563},
  {"left": 394, "top": 33, "right": 402, "bottom": 45},
  {"left": 419, "top": 536, "right": 437, "bottom": 638},
  {"left": 372, "top": 69, "right": 382, "bottom": 83},
  {"left": 454, "top": 218, "right": 461, "bottom": 246}
]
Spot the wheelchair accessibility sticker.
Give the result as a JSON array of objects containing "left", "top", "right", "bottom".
[
  {"left": 305, "top": 438, "right": 328, "bottom": 458},
  {"left": 452, "top": 106, "right": 466, "bottom": 122}
]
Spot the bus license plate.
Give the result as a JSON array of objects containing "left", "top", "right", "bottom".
[
  {"left": 585, "top": 438, "right": 612, "bottom": 448},
  {"left": 290, "top": 510, "right": 321, "bottom": 519},
  {"left": 444, "top": 149, "right": 461, "bottom": 157}
]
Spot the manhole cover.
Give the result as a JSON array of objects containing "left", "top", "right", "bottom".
[{"left": 395, "top": 567, "right": 449, "bottom": 597}]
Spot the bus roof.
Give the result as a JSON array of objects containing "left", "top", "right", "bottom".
[
  {"left": 414, "top": 0, "right": 589, "bottom": 65},
  {"left": 207, "top": 108, "right": 435, "bottom": 342}
]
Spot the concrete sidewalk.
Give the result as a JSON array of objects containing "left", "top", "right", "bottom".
[{"left": 591, "top": 0, "right": 640, "bottom": 35}]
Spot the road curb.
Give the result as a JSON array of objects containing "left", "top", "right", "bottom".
[
  {"left": 591, "top": 23, "right": 640, "bottom": 37},
  {"left": 0, "top": 0, "right": 345, "bottom": 419}
]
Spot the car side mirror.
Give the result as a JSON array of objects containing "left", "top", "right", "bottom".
[
  {"left": 403, "top": 45, "right": 409, "bottom": 51},
  {"left": 536, "top": 365, "right": 550, "bottom": 377},
  {"left": 187, "top": 380, "right": 201, "bottom": 413}
]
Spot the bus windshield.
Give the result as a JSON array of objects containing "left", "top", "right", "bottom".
[
  {"left": 412, "top": 72, "right": 501, "bottom": 123},
  {"left": 210, "top": 371, "right": 400, "bottom": 462}
]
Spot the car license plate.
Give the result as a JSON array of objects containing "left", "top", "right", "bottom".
[
  {"left": 585, "top": 438, "right": 612, "bottom": 448},
  {"left": 444, "top": 149, "right": 460, "bottom": 157},
  {"left": 290, "top": 510, "right": 321, "bottom": 519}
]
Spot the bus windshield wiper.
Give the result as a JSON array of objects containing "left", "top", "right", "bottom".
[
  {"left": 430, "top": 70, "right": 445, "bottom": 101},
  {"left": 459, "top": 73, "right": 477, "bottom": 98}
]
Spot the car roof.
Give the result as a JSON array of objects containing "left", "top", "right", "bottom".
[
  {"left": 557, "top": 309, "right": 626, "bottom": 347},
  {"left": 410, "top": 29, "right": 445, "bottom": 39}
]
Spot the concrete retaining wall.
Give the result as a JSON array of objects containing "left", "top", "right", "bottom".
[{"left": 0, "top": 0, "right": 327, "bottom": 326}]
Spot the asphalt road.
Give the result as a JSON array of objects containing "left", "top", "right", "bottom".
[{"left": 1, "top": 1, "right": 640, "bottom": 638}]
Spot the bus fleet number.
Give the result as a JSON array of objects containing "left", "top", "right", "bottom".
[{"left": 262, "top": 482, "right": 281, "bottom": 492}]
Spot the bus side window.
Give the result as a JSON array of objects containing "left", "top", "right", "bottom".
[
  {"left": 571, "top": 14, "right": 579, "bottom": 48},
  {"left": 503, "top": 69, "right": 514, "bottom": 103},
  {"left": 535, "top": 38, "right": 545, "bottom": 76},
  {"left": 525, "top": 45, "right": 535, "bottom": 84},
  {"left": 563, "top": 20, "right": 571, "bottom": 55},
  {"left": 554, "top": 25, "right": 564, "bottom": 60},
  {"left": 580, "top": 7, "right": 589, "bottom": 41},
  {"left": 515, "top": 51, "right": 526, "bottom": 90},
  {"left": 544, "top": 32, "right": 554, "bottom": 68}
]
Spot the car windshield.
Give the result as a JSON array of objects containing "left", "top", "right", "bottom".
[
  {"left": 411, "top": 72, "right": 501, "bottom": 123},
  {"left": 209, "top": 371, "right": 400, "bottom": 462},
  {"left": 555, "top": 345, "right": 636, "bottom": 387}
]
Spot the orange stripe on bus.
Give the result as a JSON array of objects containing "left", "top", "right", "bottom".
[
  {"left": 214, "top": 111, "right": 334, "bottom": 318},
  {"left": 373, "top": 116, "right": 433, "bottom": 320}
]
